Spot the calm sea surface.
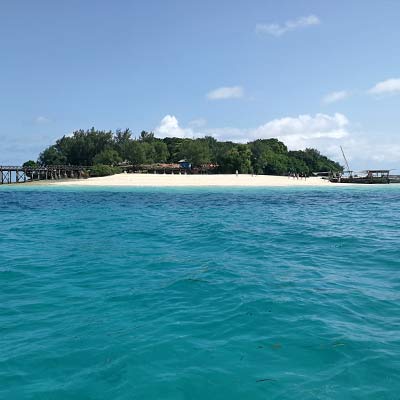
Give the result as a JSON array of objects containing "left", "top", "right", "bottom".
[{"left": 1, "top": 186, "right": 399, "bottom": 399}]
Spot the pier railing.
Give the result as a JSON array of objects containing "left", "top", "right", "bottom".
[{"left": 0, "top": 165, "right": 88, "bottom": 184}]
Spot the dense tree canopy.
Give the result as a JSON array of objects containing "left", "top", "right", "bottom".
[
  {"left": 177, "top": 139, "right": 211, "bottom": 166},
  {"left": 219, "top": 144, "right": 253, "bottom": 174},
  {"left": 93, "top": 149, "right": 122, "bottom": 166},
  {"left": 35, "top": 127, "right": 342, "bottom": 175}
]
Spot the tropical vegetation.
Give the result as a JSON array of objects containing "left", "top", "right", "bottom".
[{"left": 32, "top": 128, "right": 342, "bottom": 176}]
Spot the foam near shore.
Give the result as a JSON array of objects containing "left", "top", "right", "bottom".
[{"left": 48, "top": 173, "right": 333, "bottom": 187}]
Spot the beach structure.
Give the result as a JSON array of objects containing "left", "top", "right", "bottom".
[
  {"left": 178, "top": 159, "right": 191, "bottom": 169},
  {"left": 122, "top": 162, "right": 218, "bottom": 174},
  {"left": 0, "top": 165, "right": 87, "bottom": 184},
  {"left": 126, "top": 163, "right": 186, "bottom": 174}
]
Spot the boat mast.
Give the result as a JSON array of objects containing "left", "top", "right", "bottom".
[{"left": 340, "top": 145, "right": 350, "bottom": 172}]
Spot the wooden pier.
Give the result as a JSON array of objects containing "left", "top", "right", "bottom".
[{"left": 0, "top": 165, "right": 88, "bottom": 184}]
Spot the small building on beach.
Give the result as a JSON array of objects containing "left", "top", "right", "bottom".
[{"left": 178, "top": 159, "right": 191, "bottom": 169}]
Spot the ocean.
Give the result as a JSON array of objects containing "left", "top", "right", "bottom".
[{"left": 1, "top": 186, "right": 399, "bottom": 399}]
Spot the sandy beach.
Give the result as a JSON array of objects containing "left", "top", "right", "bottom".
[{"left": 48, "top": 173, "right": 334, "bottom": 187}]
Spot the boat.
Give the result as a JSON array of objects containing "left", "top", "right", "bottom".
[
  {"left": 330, "top": 170, "right": 391, "bottom": 184},
  {"left": 329, "top": 146, "right": 394, "bottom": 184}
]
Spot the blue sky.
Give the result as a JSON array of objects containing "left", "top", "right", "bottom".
[{"left": 1, "top": 0, "right": 400, "bottom": 169}]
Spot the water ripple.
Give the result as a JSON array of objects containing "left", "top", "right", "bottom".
[{"left": 1, "top": 186, "right": 399, "bottom": 399}]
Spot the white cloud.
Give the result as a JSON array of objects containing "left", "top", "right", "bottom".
[
  {"left": 322, "top": 90, "right": 350, "bottom": 104},
  {"left": 155, "top": 115, "right": 195, "bottom": 138},
  {"left": 256, "top": 15, "right": 320, "bottom": 37},
  {"left": 35, "top": 116, "right": 51, "bottom": 124},
  {"left": 368, "top": 78, "right": 400, "bottom": 95},
  {"left": 206, "top": 86, "right": 244, "bottom": 100},
  {"left": 251, "top": 113, "right": 349, "bottom": 149}
]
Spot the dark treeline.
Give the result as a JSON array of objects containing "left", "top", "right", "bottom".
[{"left": 29, "top": 127, "right": 342, "bottom": 175}]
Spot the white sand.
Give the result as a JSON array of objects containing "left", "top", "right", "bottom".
[{"left": 49, "top": 173, "right": 333, "bottom": 187}]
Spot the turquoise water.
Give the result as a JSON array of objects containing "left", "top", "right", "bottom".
[{"left": 1, "top": 186, "right": 399, "bottom": 399}]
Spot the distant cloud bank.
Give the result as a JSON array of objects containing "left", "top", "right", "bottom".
[
  {"left": 206, "top": 86, "right": 244, "bottom": 100},
  {"left": 252, "top": 113, "right": 349, "bottom": 149},
  {"left": 155, "top": 112, "right": 349, "bottom": 148},
  {"left": 256, "top": 15, "right": 320, "bottom": 37},
  {"left": 368, "top": 78, "right": 400, "bottom": 95}
]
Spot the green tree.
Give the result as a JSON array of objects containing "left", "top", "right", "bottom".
[
  {"left": 221, "top": 144, "right": 252, "bottom": 173},
  {"left": 38, "top": 146, "right": 67, "bottom": 165},
  {"left": 203, "top": 136, "right": 219, "bottom": 163},
  {"left": 114, "top": 129, "right": 132, "bottom": 159},
  {"left": 289, "top": 148, "right": 342, "bottom": 173},
  {"left": 141, "top": 142, "right": 156, "bottom": 164},
  {"left": 125, "top": 141, "right": 146, "bottom": 165},
  {"left": 163, "top": 137, "right": 185, "bottom": 162},
  {"left": 178, "top": 139, "right": 211, "bottom": 166},
  {"left": 139, "top": 131, "right": 155, "bottom": 143},
  {"left": 48, "top": 128, "right": 114, "bottom": 165},
  {"left": 212, "top": 141, "right": 236, "bottom": 169},
  {"left": 249, "top": 139, "right": 289, "bottom": 174},
  {"left": 153, "top": 141, "right": 169, "bottom": 163},
  {"left": 93, "top": 149, "right": 122, "bottom": 166}
]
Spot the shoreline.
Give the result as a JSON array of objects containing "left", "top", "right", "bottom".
[{"left": 42, "top": 173, "right": 334, "bottom": 187}]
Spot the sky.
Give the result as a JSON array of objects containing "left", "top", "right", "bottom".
[{"left": 1, "top": 0, "right": 400, "bottom": 170}]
